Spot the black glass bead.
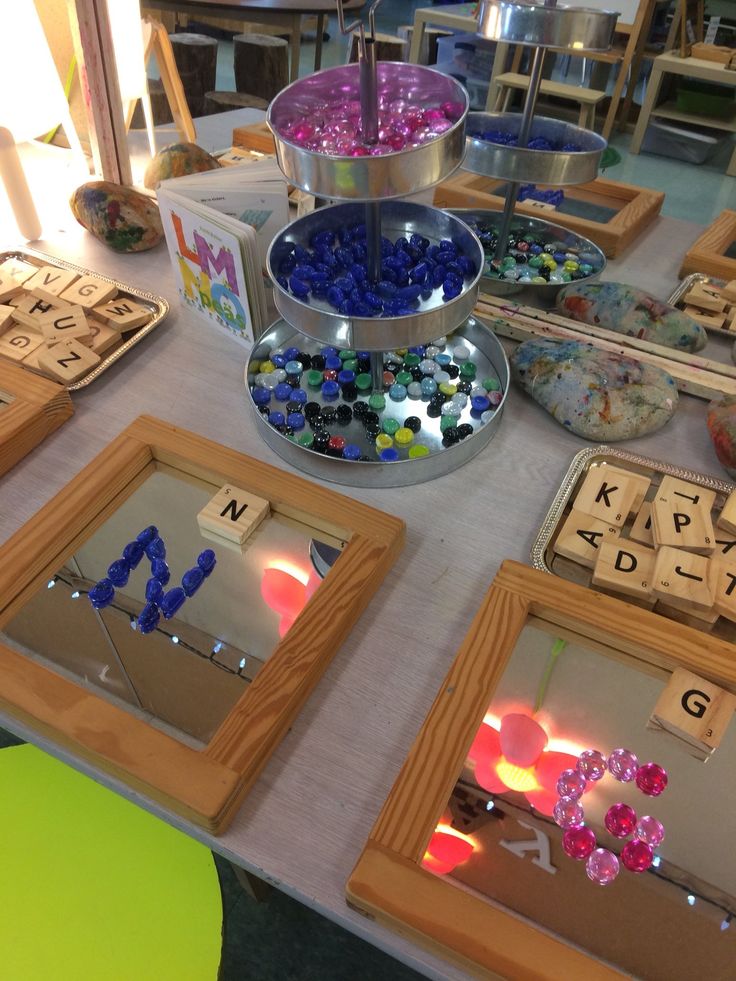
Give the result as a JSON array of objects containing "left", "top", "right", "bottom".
[
  {"left": 286, "top": 400, "right": 303, "bottom": 414},
  {"left": 456, "top": 423, "right": 474, "bottom": 440},
  {"left": 357, "top": 359, "right": 371, "bottom": 374},
  {"left": 456, "top": 380, "right": 473, "bottom": 395},
  {"left": 410, "top": 366, "right": 424, "bottom": 382},
  {"left": 313, "top": 431, "right": 330, "bottom": 452},
  {"left": 363, "top": 411, "right": 379, "bottom": 427},
  {"left": 352, "top": 400, "right": 370, "bottom": 418},
  {"left": 280, "top": 425, "right": 295, "bottom": 437},
  {"left": 446, "top": 364, "right": 460, "bottom": 379},
  {"left": 442, "top": 427, "right": 460, "bottom": 446},
  {"left": 365, "top": 424, "right": 381, "bottom": 440},
  {"left": 258, "top": 405, "right": 270, "bottom": 417},
  {"left": 321, "top": 406, "right": 337, "bottom": 423},
  {"left": 304, "top": 401, "right": 321, "bottom": 419},
  {"left": 341, "top": 383, "right": 358, "bottom": 402},
  {"left": 427, "top": 403, "right": 442, "bottom": 418},
  {"left": 360, "top": 455, "right": 372, "bottom": 462},
  {"left": 311, "top": 354, "right": 326, "bottom": 371},
  {"left": 429, "top": 393, "right": 446, "bottom": 407},
  {"left": 336, "top": 404, "right": 353, "bottom": 423},
  {"left": 296, "top": 352, "right": 311, "bottom": 369},
  {"left": 310, "top": 415, "right": 326, "bottom": 430},
  {"left": 404, "top": 416, "right": 422, "bottom": 433}
]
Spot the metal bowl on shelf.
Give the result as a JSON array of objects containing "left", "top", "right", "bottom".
[
  {"left": 267, "top": 62, "right": 468, "bottom": 201},
  {"left": 463, "top": 112, "right": 607, "bottom": 186},
  {"left": 244, "top": 316, "right": 509, "bottom": 488},
  {"left": 477, "top": 0, "right": 618, "bottom": 51},
  {"left": 451, "top": 209, "right": 606, "bottom": 309},
  {"left": 267, "top": 201, "right": 484, "bottom": 350}
]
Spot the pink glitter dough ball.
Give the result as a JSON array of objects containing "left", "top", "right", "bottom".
[
  {"left": 636, "top": 762, "right": 668, "bottom": 796},
  {"left": 604, "top": 802, "right": 637, "bottom": 838},
  {"left": 563, "top": 826, "right": 596, "bottom": 860},
  {"left": 556, "top": 768, "right": 586, "bottom": 800},
  {"left": 636, "top": 815, "right": 665, "bottom": 847},
  {"left": 553, "top": 796, "right": 584, "bottom": 829},
  {"left": 585, "top": 848, "right": 619, "bottom": 885},
  {"left": 577, "top": 749, "right": 607, "bottom": 781},
  {"left": 607, "top": 748, "right": 639, "bottom": 782},
  {"left": 621, "top": 839, "right": 654, "bottom": 873}
]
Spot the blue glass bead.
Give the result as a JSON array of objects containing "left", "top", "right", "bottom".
[
  {"left": 274, "top": 383, "right": 292, "bottom": 402},
  {"left": 285, "top": 359, "right": 302, "bottom": 376},
  {"left": 343, "top": 444, "right": 361, "bottom": 461},
  {"left": 431, "top": 266, "right": 446, "bottom": 288},
  {"left": 395, "top": 284, "right": 422, "bottom": 303},
  {"left": 350, "top": 263, "right": 367, "bottom": 284},
  {"left": 338, "top": 369, "right": 355, "bottom": 386},
  {"left": 335, "top": 247, "right": 353, "bottom": 268},
  {"left": 136, "top": 525, "right": 158, "bottom": 545},
  {"left": 363, "top": 291, "right": 383, "bottom": 311},
  {"left": 145, "top": 577, "right": 164, "bottom": 604},
  {"left": 379, "top": 448, "right": 399, "bottom": 462},
  {"left": 287, "top": 412, "right": 305, "bottom": 430},
  {"left": 435, "top": 353, "right": 452, "bottom": 367},
  {"left": 182, "top": 566, "right": 205, "bottom": 597},
  {"left": 458, "top": 256, "right": 476, "bottom": 277},
  {"left": 338, "top": 300, "right": 355, "bottom": 316},
  {"left": 137, "top": 601, "right": 160, "bottom": 635},
  {"left": 197, "top": 550, "right": 217, "bottom": 577},
  {"left": 284, "top": 346, "right": 300, "bottom": 361},
  {"left": 252, "top": 387, "right": 271, "bottom": 406},
  {"left": 145, "top": 536, "right": 166, "bottom": 561},
  {"left": 122, "top": 540, "right": 145, "bottom": 569},
  {"left": 271, "top": 354, "right": 287, "bottom": 368},
  {"left": 89, "top": 578, "right": 115, "bottom": 609},
  {"left": 389, "top": 383, "right": 407, "bottom": 402},
  {"left": 288, "top": 388, "right": 306, "bottom": 405},
  {"left": 353, "top": 302, "right": 373, "bottom": 317},
  {"left": 471, "top": 394, "right": 491, "bottom": 413},
  {"left": 268, "top": 410, "right": 286, "bottom": 427},
  {"left": 322, "top": 380, "right": 339, "bottom": 401},
  {"left": 327, "top": 286, "right": 345, "bottom": 308},
  {"left": 311, "top": 230, "right": 335, "bottom": 249},
  {"left": 408, "top": 345, "right": 427, "bottom": 357},
  {"left": 276, "top": 275, "right": 288, "bottom": 291},
  {"left": 288, "top": 275, "right": 310, "bottom": 299},
  {"left": 420, "top": 378, "right": 437, "bottom": 397},
  {"left": 553, "top": 252, "right": 567, "bottom": 263},
  {"left": 107, "top": 558, "right": 131, "bottom": 587},
  {"left": 293, "top": 245, "right": 310, "bottom": 263},
  {"left": 443, "top": 279, "right": 462, "bottom": 300},
  {"left": 160, "top": 587, "right": 186, "bottom": 619},
  {"left": 380, "top": 266, "right": 398, "bottom": 283},
  {"left": 151, "top": 558, "right": 170, "bottom": 586},
  {"left": 325, "top": 356, "right": 342, "bottom": 371},
  {"left": 530, "top": 244, "right": 543, "bottom": 254},
  {"left": 420, "top": 287, "right": 433, "bottom": 301},
  {"left": 410, "top": 261, "right": 428, "bottom": 284}
]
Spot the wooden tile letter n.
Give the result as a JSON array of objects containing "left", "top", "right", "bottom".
[{"left": 197, "top": 484, "right": 270, "bottom": 546}]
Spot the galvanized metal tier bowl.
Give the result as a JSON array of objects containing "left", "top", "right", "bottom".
[
  {"left": 267, "top": 62, "right": 468, "bottom": 200},
  {"left": 477, "top": 0, "right": 618, "bottom": 50},
  {"left": 268, "top": 201, "right": 484, "bottom": 350},
  {"left": 452, "top": 209, "right": 606, "bottom": 309},
  {"left": 463, "top": 112, "right": 607, "bottom": 186}
]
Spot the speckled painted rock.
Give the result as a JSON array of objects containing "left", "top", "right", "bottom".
[
  {"left": 511, "top": 338, "right": 678, "bottom": 441},
  {"left": 143, "top": 143, "right": 221, "bottom": 189},
  {"left": 557, "top": 282, "right": 707, "bottom": 353},
  {"left": 707, "top": 397, "right": 736, "bottom": 478},
  {"left": 70, "top": 181, "right": 163, "bottom": 253}
]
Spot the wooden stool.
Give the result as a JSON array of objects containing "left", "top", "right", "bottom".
[
  {"left": 234, "top": 33, "right": 289, "bottom": 103},
  {"left": 492, "top": 72, "right": 607, "bottom": 129},
  {"left": 204, "top": 91, "right": 269, "bottom": 114},
  {"left": 169, "top": 32, "right": 218, "bottom": 118},
  {"left": 348, "top": 32, "right": 406, "bottom": 63}
]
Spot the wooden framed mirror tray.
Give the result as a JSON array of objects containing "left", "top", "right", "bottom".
[
  {"left": 0, "top": 415, "right": 404, "bottom": 834},
  {"left": 680, "top": 210, "right": 736, "bottom": 282},
  {"left": 347, "top": 561, "right": 736, "bottom": 980},
  {"left": 0, "top": 359, "right": 73, "bottom": 477}
]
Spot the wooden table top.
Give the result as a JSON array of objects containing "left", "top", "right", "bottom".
[
  {"left": 148, "top": 0, "right": 363, "bottom": 13},
  {"left": 0, "top": 113, "right": 722, "bottom": 980}
]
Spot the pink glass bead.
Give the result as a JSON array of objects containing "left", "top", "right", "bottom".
[
  {"left": 577, "top": 749, "right": 607, "bottom": 781},
  {"left": 636, "top": 762, "right": 668, "bottom": 796},
  {"left": 441, "top": 100, "right": 465, "bottom": 121},
  {"left": 556, "top": 768, "right": 586, "bottom": 800},
  {"left": 422, "top": 108, "right": 446, "bottom": 122},
  {"left": 349, "top": 146, "right": 369, "bottom": 156},
  {"left": 553, "top": 796, "right": 584, "bottom": 829},
  {"left": 429, "top": 118, "right": 454, "bottom": 135},
  {"left": 386, "top": 132, "right": 407, "bottom": 151},
  {"left": 607, "top": 748, "right": 639, "bottom": 782},
  {"left": 585, "top": 848, "right": 619, "bottom": 885},
  {"left": 291, "top": 122, "right": 314, "bottom": 144},
  {"left": 604, "top": 802, "right": 637, "bottom": 838},
  {"left": 563, "top": 826, "right": 596, "bottom": 860},
  {"left": 621, "top": 839, "right": 653, "bottom": 873},
  {"left": 369, "top": 145, "right": 393, "bottom": 155},
  {"left": 636, "top": 815, "right": 665, "bottom": 847}
]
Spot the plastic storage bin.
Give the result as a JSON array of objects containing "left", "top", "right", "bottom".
[
  {"left": 434, "top": 32, "right": 496, "bottom": 78},
  {"left": 641, "top": 119, "right": 728, "bottom": 164},
  {"left": 676, "top": 81, "right": 735, "bottom": 119}
]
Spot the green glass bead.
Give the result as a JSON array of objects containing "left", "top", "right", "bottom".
[
  {"left": 355, "top": 373, "right": 372, "bottom": 390},
  {"left": 306, "top": 370, "right": 323, "bottom": 388},
  {"left": 404, "top": 353, "right": 421, "bottom": 367},
  {"left": 369, "top": 393, "right": 386, "bottom": 410},
  {"left": 528, "top": 256, "right": 543, "bottom": 269},
  {"left": 440, "top": 415, "right": 456, "bottom": 432},
  {"left": 561, "top": 272, "right": 572, "bottom": 282},
  {"left": 339, "top": 349, "right": 356, "bottom": 361},
  {"left": 580, "top": 263, "right": 593, "bottom": 275},
  {"left": 298, "top": 432, "right": 314, "bottom": 448},
  {"left": 483, "top": 377, "right": 501, "bottom": 392},
  {"left": 343, "top": 359, "right": 358, "bottom": 372},
  {"left": 382, "top": 418, "right": 400, "bottom": 436},
  {"left": 459, "top": 362, "right": 476, "bottom": 380},
  {"left": 395, "top": 370, "right": 413, "bottom": 386}
]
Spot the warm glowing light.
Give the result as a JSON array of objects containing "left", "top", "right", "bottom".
[
  {"left": 572, "top": 40, "right": 585, "bottom": 48},
  {"left": 265, "top": 561, "right": 310, "bottom": 587},
  {"left": 261, "top": 567, "right": 308, "bottom": 616},
  {"left": 499, "top": 713, "right": 547, "bottom": 767},
  {"left": 495, "top": 759, "right": 539, "bottom": 793},
  {"left": 422, "top": 824, "right": 475, "bottom": 876}
]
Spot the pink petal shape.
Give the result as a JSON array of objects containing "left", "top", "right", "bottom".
[
  {"left": 499, "top": 713, "right": 548, "bottom": 767},
  {"left": 473, "top": 755, "right": 508, "bottom": 794},
  {"left": 467, "top": 722, "right": 501, "bottom": 767}
]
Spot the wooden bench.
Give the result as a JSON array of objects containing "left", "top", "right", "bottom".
[{"left": 491, "top": 72, "right": 607, "bottom": 129}]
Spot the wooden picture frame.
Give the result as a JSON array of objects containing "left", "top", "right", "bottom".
[
  {"left": 0, "top": 415, "right": 404, "bottom": 834},
  {"left": 0, "top": 359, "right": 73, "bottom": 477},
  {"left": 434, "top": 171, "right": 665, "bottom": 258},
  {"left": 347, "top": 560, "right": 736, "bottom": 979},
  {"left": 680, "top": 210, "right": 736, "bottom": 281}
]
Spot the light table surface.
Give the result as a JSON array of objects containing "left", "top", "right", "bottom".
[{"left": 0, "top": 119, "right": 721, "bottom": 980}]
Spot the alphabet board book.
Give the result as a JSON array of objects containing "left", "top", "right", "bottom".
[{"left": 157, "top": 160, "right": 289, "bottom": 345}]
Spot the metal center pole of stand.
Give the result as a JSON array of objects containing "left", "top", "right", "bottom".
[{"left": 493, "top": 45, "right": 547, "bottom": 263}]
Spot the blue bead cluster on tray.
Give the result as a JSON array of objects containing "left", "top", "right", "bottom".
[
  {"left": 88, "top": 525, "right": 216, "bottom": 635},
  {"left": 470, "top": 128, "right": 583, "bottom": 152},
  {"left": 274, "top": 224, "right": 477, "bottom": 317}
]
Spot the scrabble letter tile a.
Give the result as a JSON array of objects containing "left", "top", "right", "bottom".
[
  {"left": 197, "top": 484, "right": 270, "bottom": 545},
  {"left": 552, "top": 509, "right": 620, "bottom": 569}
]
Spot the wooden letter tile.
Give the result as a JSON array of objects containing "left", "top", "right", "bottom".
[
  {"left": 12, "top": 294, "right": 59, "bottom": 330},
  {"left": 708, "top": 560, "right": 736, "bottom": 622},
  {"left": 721, "top": 279, "right": 736, "bottom": 303},
  {"left": 628, "top": 501, "right": 654, "bottom": 546},
  {"left": 552, "top": 509, "right": 620, "bottom": 569},
  {"left": 0, "top": 328, "right": 43, "bottom": 362},
  {"left": 60, "top": 275, "right": 118, "bottom": 309},
  {"left": 572, "top": 465, "right": 646, "bottom": 527},
  {"left": 38, "top": 339, "right": 101, "bottom": 383},
  {"left": 716, "top": 489, "right": 736, "bottom": 536},
  {"left": 651, "top": 476, "right": 715, "bottom": 554},
  {"left": 197, "top": 484, "right": 270, "bottom": 545},
  {"left": 0, "top": 272, "right": 25, "bottom": 302},
  {"left": 713, "top": 532, "right": 736, "bottom": 558},
  {"left": 38, "top": 305, "right": 90, "bottom": 344},
  {"left": 684, "top": 283, "right": 726, "bottom": 313},
  {"left": 93, "top": 297, "right": 150, "bottom": 331},
  {"left": 26, "top": 265, "right": 78, "bottom": 302},
  {"left": 648, "top": 667, "right": 735, "bottom": 756},
  {"left": 592, "top": 540, "right": 656, "bottom": 601},
  {"left": 0, "top": 304, "right": 15, "bottom": 332},
  {"left": 683, "top": 305, "right": 726, "bottom": 330},
  {"left": 652, "top": 547, "right": 714, "bottom": 612},
  {"left": 82, "top": 319, "right": 120, "bottom": 355},
  {"left": 0, "top": 258, "right": 37, "bottom": 284}
]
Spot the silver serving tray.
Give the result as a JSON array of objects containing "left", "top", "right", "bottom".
[
  {"left": 1, "top": 248, "right": 169, "bottom": 391},
  {"left": 667, "top": 272, "right": 732, "bottom": 338},
  {"left": 531, "top": 445, "right": 736, "bottom": 640}
]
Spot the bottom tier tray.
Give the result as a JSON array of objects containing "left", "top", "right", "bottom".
[{"left": 244, "top": 316, "right": 509, "bottom": 488}]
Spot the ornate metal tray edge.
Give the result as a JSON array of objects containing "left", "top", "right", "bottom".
[
  {"left": 530, "top": 445, "right": 736, "bottom": 574},
  {"left": 667, "top": 272, "right": 731, "bottom": 338},
  {"left": 1, "top": 248, "right": 169, "bottom": 392}
]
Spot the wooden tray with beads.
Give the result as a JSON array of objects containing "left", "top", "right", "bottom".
[
  {"left": 531, "top": 446, "right": 736, "bottom": 643},
  {"left": 668, "top": 273, "right": 736, "bottom": 338},
  {"left": 0, "top": 248, "right": 168, "bottom": 391}
]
